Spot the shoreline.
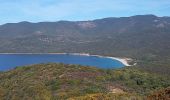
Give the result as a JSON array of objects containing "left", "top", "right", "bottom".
[
  {"left": 69, "top": 53, "right": 132, "bottom": 66},
  {"left": 106, "top": 57, "right": 132, "bottom": 66},
  {"left": 0, "top": 53, "right": 132, "bottom": 66}
]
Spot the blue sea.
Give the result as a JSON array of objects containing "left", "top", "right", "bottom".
[{"left": 0, "top": 54, "right": 124, "bottom": 71}]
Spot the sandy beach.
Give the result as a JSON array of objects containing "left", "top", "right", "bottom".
[
  {"left": 106, "top": 57, "right": 131, "bottom": 66},
  {"left": 65, "top": 53, "right": 132, "bottom": 66}
]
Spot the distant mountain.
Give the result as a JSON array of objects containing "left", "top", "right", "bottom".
[{"left": 0, "top": 14, "right": 170, "bottom": 74}]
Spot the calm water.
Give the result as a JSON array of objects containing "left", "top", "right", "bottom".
[{"left": 0, "top": 54, "right": 124, "bottom": 71}]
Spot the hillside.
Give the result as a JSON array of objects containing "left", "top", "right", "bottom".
[
  {"left": 0, "top": 15, "right": 170, "bottom": 75},
  {"left": 0, "top": 63, "right": 170, "bottom": 100},
  {"left": 0, "top": 15, "right": 170, "bottom": 58}
]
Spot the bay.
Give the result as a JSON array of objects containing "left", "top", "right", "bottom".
[{"left": 0, "top": 54, "right": 125, "bottom": 71}]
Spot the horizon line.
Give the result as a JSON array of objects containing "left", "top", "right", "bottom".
[{"left": 1, "top": 14, "right": 170, "bottom": 25}]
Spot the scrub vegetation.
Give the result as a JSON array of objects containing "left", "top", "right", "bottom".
[{"left": 0, "top": 63, "right": 169, "bottom": 100}]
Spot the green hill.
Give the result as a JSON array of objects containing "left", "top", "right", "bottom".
[{"left": 0, "top": 63, "right": 169, "bottom": 100}]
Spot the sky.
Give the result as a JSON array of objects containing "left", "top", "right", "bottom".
[{"left": 0, "top": 0, "right": 170, "bottom": 24}]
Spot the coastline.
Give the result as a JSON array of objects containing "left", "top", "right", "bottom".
[
  {"left": 106, "top": 57, "right": 132, "bottom": 66},
  {"left": 66, "top": 53, "right": 132, "bottom": 66},
  {"left": 0, "top": 53, "right": 132, "bottom": 66}
]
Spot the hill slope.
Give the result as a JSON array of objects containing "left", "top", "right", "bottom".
[
  {"left": 0, "top": 15, "right": 170, "bottom": 58},
  {"left": 0, "top": 63, "right": 170, "bottom": 100}
]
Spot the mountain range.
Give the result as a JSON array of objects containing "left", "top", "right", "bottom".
[{"left": 0, "top": 14, "right": 170, "bottom": 75}]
